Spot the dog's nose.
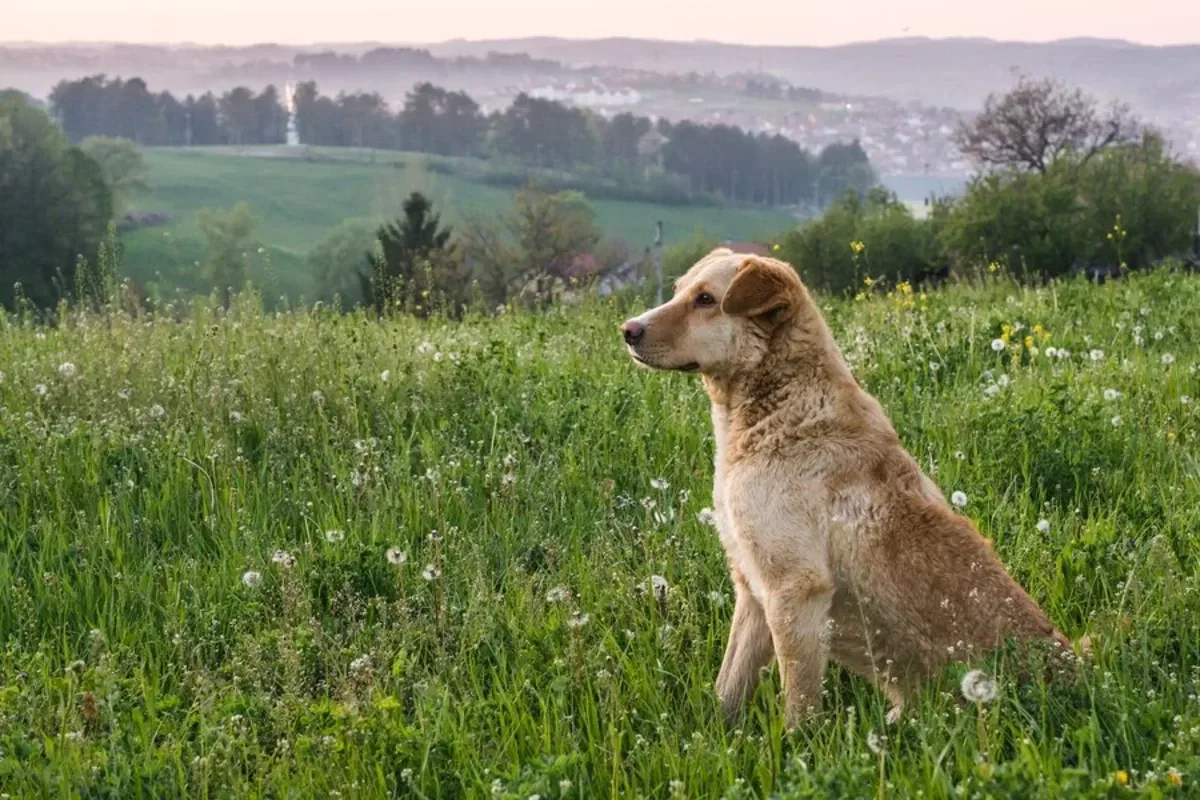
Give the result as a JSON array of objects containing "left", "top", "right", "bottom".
[{"left": 622, "top": 319, "right": 645, "bottom": 346}]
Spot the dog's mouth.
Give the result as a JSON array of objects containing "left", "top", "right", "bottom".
[{"left": 630, "top": 353, "right": 700, "bottom": 373}]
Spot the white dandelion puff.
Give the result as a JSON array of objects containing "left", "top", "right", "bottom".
[
  {"left": 57, "top": 362, "right": 78, "bottom": 380},
  {"left": 960, "top": 669, "right": 998, "bottom": 703},
  {"left": 951, "top": 491, "right": 968, "bottom": 508},
  {"left": 545, "top": 586, "right": 572, "bottom": 604},
  {"left": 1182, "top": 396, "right": 1191, "bottom": 405},
  {"left": 696, "top": 508, "right": 717, "bottom": 526},
  {"left": 386, "top": 547, "right": 407, "bottom": 566},
  {"left": 637, "top": 574, "right": 670, "bottom": 600},
  {"left": 324, "top": 529, "right": 345, "bottom": 543},
  {"left": 270, "top": 550, "right": 296, "bottom": 569},
  {"left": 241, "top": 570, "right": 262, "bottom": 588},
  {"left": 422, "top": 564, "right": 441, "bottom": 581},
  {"left": 310, "top": 390, "right": 325, "bottom": 405},
  {"left": 650, "top": 477, "right": 670, "bottom": 491},
  {"left": 568, "top": 611, "right": 590, "bottom": 630},
  {"left": 417, "top": 341, "right": 434, "bottom": 354},
  {"left": 380, "top": 369, "right": 391, "bottom": 383},
  {"left": 990, "top": 339, "right": 1006, "bottom": 352},
  {"left": 149, "top": 404, "right": 166, "bottom": 419},
  {"left": 229, "top": 411, "right": 245, "bottom": 424},
  {"left": 349, "top": 654, "right": 372, "bottom": 675},
  {"left": 1103, "top": 388, "right": 1120, "bottom": 401},
  {"left": 1090, "top": 349, "right": 1105, "bottom": 362},
  {"left": 1162, "top": 353, "right": 1176, "bottom": 366},
  {"left": 1036, "top": 519, "right": 1051, "bottom": 534},
  {"left": 1111, "top": 415, "right": 1122, "bottom": 427},
  {"left": 866, "top": 729, "right": 887, "bottom": 755},
  {"left": 34, "top": 383, "right": 48, "bottom": 397}
]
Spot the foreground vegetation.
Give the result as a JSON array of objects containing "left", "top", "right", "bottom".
[{"left": 1, "top": 267, "right": 1197, "bottom": 797}]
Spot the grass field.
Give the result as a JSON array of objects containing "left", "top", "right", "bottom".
[
  {"left": 123, "top": 148, "right": 796, "bottom": 304},
  {"left": 1, "top": 269, "right": 1198, "bottom": 797}
]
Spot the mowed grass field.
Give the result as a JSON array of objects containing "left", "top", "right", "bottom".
[
  {"left": 123, "top": 148, "right": 795, "bottom": 303},
  {"left": 1, "top": 269, "right": 1198, "bottom": 797}
]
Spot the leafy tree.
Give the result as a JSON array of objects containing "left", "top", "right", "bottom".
[
  {"left": 362, "top": 192, "right": 468, "bottom": 316},
  {"left": 80, "top": 136, "right": 149, "bottom": 215},
  {"left": 196, "top": 202, "right": 258, "bottom": 306},
  {"left": 462, "top": 183, "right": 601, "bottom": 307},
  {"left": 955, "top": 74, "right": 1140, "bottom": 174},
  {"left": 218, "top": 87, "right": 257, "bottom": 145},
  {"left": 0, "top": 91, "right": 113, "bottom": 310},
  {"left": 309, "top": 218, "right": 378, "bottom": 306}
]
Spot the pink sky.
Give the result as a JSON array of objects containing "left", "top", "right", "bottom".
[{"left": 2, "top": 0, "right": 1196, "bottom": 46}]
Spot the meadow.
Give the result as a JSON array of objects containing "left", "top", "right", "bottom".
[
  {"left": 0, "top": 268, "right": 1198, "bottom": 798},
  {"left": 122, "top": 148, "right": 796, "bottom": 303}
]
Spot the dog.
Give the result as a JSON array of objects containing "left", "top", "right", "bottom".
[{"left": 621, "top": 249, "right": 1069, "bottom": 728}]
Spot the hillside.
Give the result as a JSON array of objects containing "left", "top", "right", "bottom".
[{"left": 123, "top": 147, "right": 795, "bottom": 302}]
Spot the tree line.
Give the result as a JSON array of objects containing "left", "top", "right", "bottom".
[{"left": 47, "top": 76, "right": 876, "bottom": 207}]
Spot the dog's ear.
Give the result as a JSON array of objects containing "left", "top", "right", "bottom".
[{"left": 721, "top": 258, "right": 796, "bottom": 317}]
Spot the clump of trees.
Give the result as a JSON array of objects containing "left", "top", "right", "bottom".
[
  {"left": 48, "top": 76, "right": 876, "bottom": 209},
  {"left": 779, "top": 76, "right": 1200, "bottom": 293},
  {"left": 0, "top": 91, "right": 113, "bottom": 310}
]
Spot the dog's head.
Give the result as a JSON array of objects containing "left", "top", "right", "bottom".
[{"left": 621, "top": 249, "right": 808, "bottom": 378}]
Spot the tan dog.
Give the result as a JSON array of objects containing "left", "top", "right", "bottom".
[{"left": 621, "top": 249, "right": 1068, "bottom": 728}]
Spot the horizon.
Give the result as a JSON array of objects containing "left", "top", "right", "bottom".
[{"left": 3, "top": 0, "right": 1197, "bottom": 49}]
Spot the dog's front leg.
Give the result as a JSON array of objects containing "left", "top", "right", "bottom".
[
  {"left": 714, "top": 572, "right": 774, "bottom": 723},
  {"left": 764, "top": 575, "right": 834, "bottom": 730}
]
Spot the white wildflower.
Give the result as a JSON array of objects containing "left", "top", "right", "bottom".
[
  {"left": 57, "top": 362, "right": 78, "bottom": 380},
  {"left": 229, "top": 411, "right": 245, "bottom": 424},
  {"left": 386, "top": 547, "right": 407, "bottom": 566},
  {"left": 241, "top": 570, "right": 262, "bottom": 588},
  {"left": 1111, "top": 416, "right": 1122, "bottom": 427},
  {"left": 270, "top": 550, "right": 296, "bottom": 569},
  {"left": 708, "top": 590, "right": 726, "bottom": 607},
  {"left": 866, "top": 729, "right": 887, "bottom": 755},
  {"left": 1090, "top": 349, "right": 1105, "bottom": 362},
  {"left": 1036, "top": 519, "right": 1051, "bottom": 534},
  {"left": 1162, "top": 353, "right": 1176, "bottom": 366},
  {"left": 1103, "top": 388, "right": 1120, "bottom": 401},
  {"left": 1182, "top": 396, "right": 1191, "bottom": 405},
  {"left": 638, "top": 574, "right": 669, "bottom": 600},
  {"left": 696, "top": 508, "right": 717, "bottom": 526},
  {"left": 117, "top": 387, "right": 132, "bottom": 400},
  {"left": 960, "top": 669, "right": 998, "bottom": 703},
  {"left": 417, "top": 341, "right": 434, "bottom": 354},
  {"left": 149, "top": 403, "right": 166, "bottom": 419},
  {"left": 990, "top": 339, "right": 1006, "bottom": 352},
  {"left": 996, "top": 373, "right": 1011, "bottom": 387},
  {"left": 349, "top": 654, "right": 372, "bottom": 675},
  {"left": 310, "top": 390, "right": 325, "bottom": 405},
  {"left": 545, "top": 586, "right": 572, "bottom": 604},
  {"left": 951, "top": 491, "right": 968, "bottom": 508},
  {"left": 380, "top": 369, "right": 391, "bottom": 383},
  {"left": 568, "top": 611, "right": 590, "bottom": 630},
  {"left": 324, "top": 529, "right": 345, "bottom": 543},
  {"left": 34, "top": 383, "right": 48, "bottom": 397},
  {"left": 650, "top": 477, "right": 670, "bottom": 491},
  {"left": 422, "top": 564, "right": 440, "bottom": 581}
]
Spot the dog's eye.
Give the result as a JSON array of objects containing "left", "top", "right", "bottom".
[{"left": 695, "top": 292, "right": 716, "bottom": 308}]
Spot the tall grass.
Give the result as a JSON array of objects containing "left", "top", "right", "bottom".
[{"left": 0, "top": 270, "right": 1197, "bottom": 797}]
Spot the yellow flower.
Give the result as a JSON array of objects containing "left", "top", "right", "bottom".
[
  {"left": 897, "top": 281, "right": 912, "bottom": 295},
  {"left": 1114, "top": 770, "right": 1129, "bottom": 786},
  {"left": 863, "top": 275, "right": 874, "bottom": 288},
  {"left": 988, "top": 261, "right": 999, "bottom": 273},
  {"left": 850, "top": 240, "right": 866, "bottom": 255},
  {"left": 854, "top": 292, "right": 866, "bottom": 302},
  {"left": 1167, "top": 768, "right": 1183, "bottom": 787},
  {"left": 772, "top": 243, "right": 781, "bottom": 252},
  {"left": 1024, "top": 336, "right": 1034, "bottom": 349},
  {"left": 1167, "top": 431, "right": 1177, "bottom": 443}
]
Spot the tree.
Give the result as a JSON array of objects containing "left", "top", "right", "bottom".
[
  {"left": 196, "top": 202, "right": 258, "bottom": 306},
  {"left": 218, "top": 87, "right": 257, "bottom": 145},
  {"left": 361, "top": 192, "right": 468, "bottom": 316},
  {"left": 80, "top": 137, "right": 149, "bottom": 215},
  {"left": 308, "top": 218, "right": 378, "bottom": 306},
  {"left": 462, "top": 183, "right": 601, "bottom": 307},
  {"left": 0, "top": 91, "right": 113, "bottom": 310},
  {"left": 955, "top": 74, "right": 1140, "bottom": 174}
]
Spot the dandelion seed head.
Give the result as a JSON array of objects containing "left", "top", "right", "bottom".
[
  {"left": 1103, "top": 388, "right": 1120, "bottom": 401},
  {"left": 697, "top": 507, "right": 717, "bottom": 526},
  {"left": 149, "top": 404, "right": 166, "bottom": 419},
  {"left": 1162, "top": 353, "right": 1176, "bottom": 366},
  {"left": 324, "top": 529, "right": 345, "bottom": 543},
  {"left": 650, "top": 477, "right": 670, "bottom": 491},
  {"left": 241, "top": 570, "right": 262, "bottom": 588},
  {"left": 960, "top": 669, "right": 998, "bottom": 703},
  {"left": 386, "top": 547, "right": 406, "bottom": 566},
  {"left": 1036, "top": 519, "right": 1051, "bottom": 534},
  {"left": 57, "top": 362, "right": 78, "bottom": 380},
  {"left": 545, "top": 586, "right": 572, "bottom": 604},
  {"left": 568, "top": 611, "right": 590, "bottom": 630},
  {"left": 422, "top": 564, "right": 440, "bottom": 581},
  {"left": 990, "top": 339, "right": 1005, "bottom": 352},
  {"left": 951, "top": 491, "right": 968, "bottom": 508},
  {"left": 1090, "top": 349, "right": 1105, "bottom": 362},
  {"left": 380, "top": 369, "right": 391, "bottom": 383},
  {"left": 270, "top": 550, "right": 296, "bottom": 569}
]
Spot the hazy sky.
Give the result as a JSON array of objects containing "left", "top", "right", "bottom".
[{"left": 2, "top": 0, "right": 1196, "bottom": 46}]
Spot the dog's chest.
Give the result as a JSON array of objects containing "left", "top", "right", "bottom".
[{"left": 712, "top": 472, "right": 771, "bottom": 606}]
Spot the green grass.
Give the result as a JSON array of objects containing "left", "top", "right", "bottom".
[
  {"left": 124, "top": 148, "right": 795, "bottom": 304},
  {"left": 1, "top": 269, "right": 1198, "bottom": 797}
]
